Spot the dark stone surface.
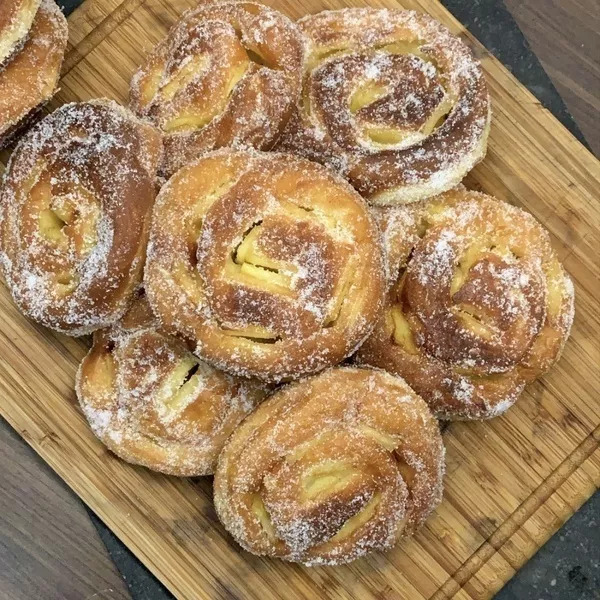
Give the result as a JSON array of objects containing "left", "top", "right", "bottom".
[
  {"left": 498, "top": 492, "right": 600, "bottom": 600},
  {"left": 442, "top": 0, "right": 590, "bottom": 150},
  {"left": 89, "top": 513, "right": 173, "bottom": 600},
  {"left": 56, "top": 1, "right": 598, "bottom": 599},
  {"left": 60, "top": 0, "right": 82, "bottom": 14}
]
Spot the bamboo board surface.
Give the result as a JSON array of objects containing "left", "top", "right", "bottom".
[{"left": 0, "top": 0, "right": 599, "bottom": 599}]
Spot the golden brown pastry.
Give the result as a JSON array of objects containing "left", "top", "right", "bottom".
[
  {"left": 356, "top": 188, "right": 575, "bottom": 419},
  {"left": 0, "top": 0, "right": 41, "bottom": 65},
  {"left": 0, "top": 100, "right": 162, "bottom": 335},
  {"left": 144, "top": 149, "right": 385, "bottom": 382},
  {"left": 0, "top": 0, "right": 68, "bottom": 149},
  {"left": 77, "top": 293, "right": 270, "bottom": 476},
  {"left": 214, "top": 367, "right": 444, "bottom": 565},
  {"left": 130, "top": 1, "right": 304, "bottom": 178},
  {"left": 277, "top": 8, "right": 490, "bottom": 205}
]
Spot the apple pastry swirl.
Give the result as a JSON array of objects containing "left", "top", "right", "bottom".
[
  {"left": 77, "top": 293, "right": 270, "bottom": 476},
  {"left": 130, "top": 1, "right": 304, "bottom": 178},
  {"left": 277, "top": 8, "right": 490, "bottom": 205},
  {"left": 0, "top": 100, "right": 162, "bottom": 335},
  {"left": 356, "top": 188, "right": 575, "bottom": 419},
  {"left": 0, "top": 0, "right": 67, "bottom": 149},
  {"left": 214, "top": 367, "right": 444, "bottom": 565},
  {"left": 144, "top": 149, "right": 385, "bottom": 382}
]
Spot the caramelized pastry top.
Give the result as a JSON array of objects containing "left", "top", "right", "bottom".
[
  {"left": 144, "top": 149, "right": 385, "bottom": 382},
  {"left": 0, "top": 0, "right": 68, "bottom": 145},
  {"left": 214, "top": 367, "right": 444, "bottom": 565},
  {"left": 0, "top": 100, "right": 162, "bottom": 335},
  {"left": 357, "top": 187, "right": 574, "bottom": 419},
  {"left": 277, "top": 8, "right": 490, "bottom": 204},
  {"left": 77, "top": 294, "right": 269, "bottom": 476},
  {"left": 130, "top": 1, "right": 304, "bottom": 177},
  {"left": 0, "top": 0, "right": 41, "bottom": 65}
]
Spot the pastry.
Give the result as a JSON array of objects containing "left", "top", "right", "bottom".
[
  {"left": 0, "top": 0, "right": 68, "bottom": 149},
  {"left": 214, "top": 367, "right": 444, "bottom": 565},
  {"left": 0, "top": 100, "right": 162, "bottom": 335},
  {"left": 356, "top": 187, "right": 575, "bottom": 419},
  {"left": 277, "top": 8, "right": 490, "bottom": 205},
  {"left": 0, "top": 0, "right": 41, "bottom": 65},
  {"left": 144, "top": 149, "right": 385, "bottom": 382},
  {"left": 130, "top": 1, "right": 304, "bottom": 177},
  {"left": 77, "top": 292, "right": 270, "bottom": 476}
]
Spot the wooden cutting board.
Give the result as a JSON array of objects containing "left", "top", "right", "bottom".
[{"left": 0, "top": 1, "right": 598, "bottom": 599}]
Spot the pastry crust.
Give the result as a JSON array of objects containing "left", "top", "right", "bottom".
[
  {"left": 277, "top": 8, "right": 490, "bottom": 205},
  {"left": 144, "top": 149, "right": 385, "bottom": 382},
  {"left": 76, "top": 293, "right": 270, "bottom": 476},
  {"left": 0, "top": 100, "right": 162, "bottom": 335},
  {"left": 130, "top": 1, "right": 304, "bottom": 177},
  {"left": 0, "top": 0, "right": 68, "bottom": 149},
  {"left": 0, "top": 0, "right": 41, "bottom": 66},
  {"left": 214, "top": 367, "right": 444, "bottom": 565},
  {"left": 356, "top": 187, "right": 575, "bottom": 419}
]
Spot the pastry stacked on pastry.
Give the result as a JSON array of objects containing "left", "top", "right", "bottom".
[
  {"left": 356, "top": 187, "right": 574, "bottom": 420},
  {"left": 0, "top": 0, "right": 68, "bottom": 149},
  {"left": 130, "top": 1, "right": 305, "bottom": 178},
  {"left": 144, "top": 149, "right": 385, "bottom": 381},
  {"left": 276, "top": 8, "right": 491, "bottom": 205},
  {"left": 0, "top": 2, "right": 575, "bottom": 567},
  {"left": 77, "top": 292, "right": 270, "bottom": 476},
  {"left": 0, "top": 100, "right": 162, "bottom": 334}
]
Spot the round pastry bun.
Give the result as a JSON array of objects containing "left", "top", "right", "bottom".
[
  {"left": 214, "top": 367, "right": 444, "bottom": 565},
  {"left": 77, "top": 293, "right": 270, "bottom": 476},
  {"left": 130, "top": 1, "right": 305, "bottom": 178},
  {"left": 277, "top": 8, "right": 491, "bottom": 205},
  {"left": 0, "top": 99, "right": 162, "bottom": 335},
  {"left": 356, "top": 187, "right": 575, "bottom": 419},
  {"left": 144, "top": 149, "right": 386, "bottom": 382}
]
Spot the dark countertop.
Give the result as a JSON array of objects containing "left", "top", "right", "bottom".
[{"left": 1, "top": 1, "right": 598, "bottom": 599}]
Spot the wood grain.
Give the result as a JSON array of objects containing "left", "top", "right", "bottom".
[
  {"left": 504, "top": 0, "right": 600, "bottom": 156},
  {"left": 0, "top": 417, "right": 131, "bottom": 600},
  {"left": 0, "top": 1, "right": 598, "bottom": 599}
]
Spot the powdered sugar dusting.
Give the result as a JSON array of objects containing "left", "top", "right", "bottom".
[
  {"left": 0, "top": 100, "right": 162, "bottom": 335},
  {"left": 129, "top": 1, "right": 305, "bottom": 177},
  {"left": 357, "top": 188, "right": 574, "bottom": 420},
  {"left": 214, "top": 367, "right": 444, "bottom": 565},
  {"left": 76, "top": 296, "right": 270, "bottom": 476},
  {"left": 276, "top": 7, "right": 491, "bottom": 204},
  {"left": 144, "top": 149, "right": 385, "bottom": 383},
  {"left": 0, "top": 0, "right": 67, "bottom": 146},
  {"left": 0, "top": 0, "right": 42, "bottom": 66}
]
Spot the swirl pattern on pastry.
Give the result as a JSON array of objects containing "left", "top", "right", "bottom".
[
  {"left": 356, "top": 187, "right": 575, "bottom": 419},
  {"left": 0, "top": 0, "right": 68, "bottom": 149},
  {"left": 277, "top": 8, "right": 490, "bottom": 205},
  {"left": 214, "top": 367, "right": 444, "bottom": 565},
  {"left": 130, "top": 1, "right": 304, "bottom": 177},
  {"left": 0, "top": 0, "right": 41, "bottom": 65},
  {"left": 144, "top": 149, "right": 385, "bottom": 382},
  {"left": 77, "top": 293, "right": 270, "bottom": 476},
  {"left": 0, "top": 100, "right": 162, "bottom": 335}
]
